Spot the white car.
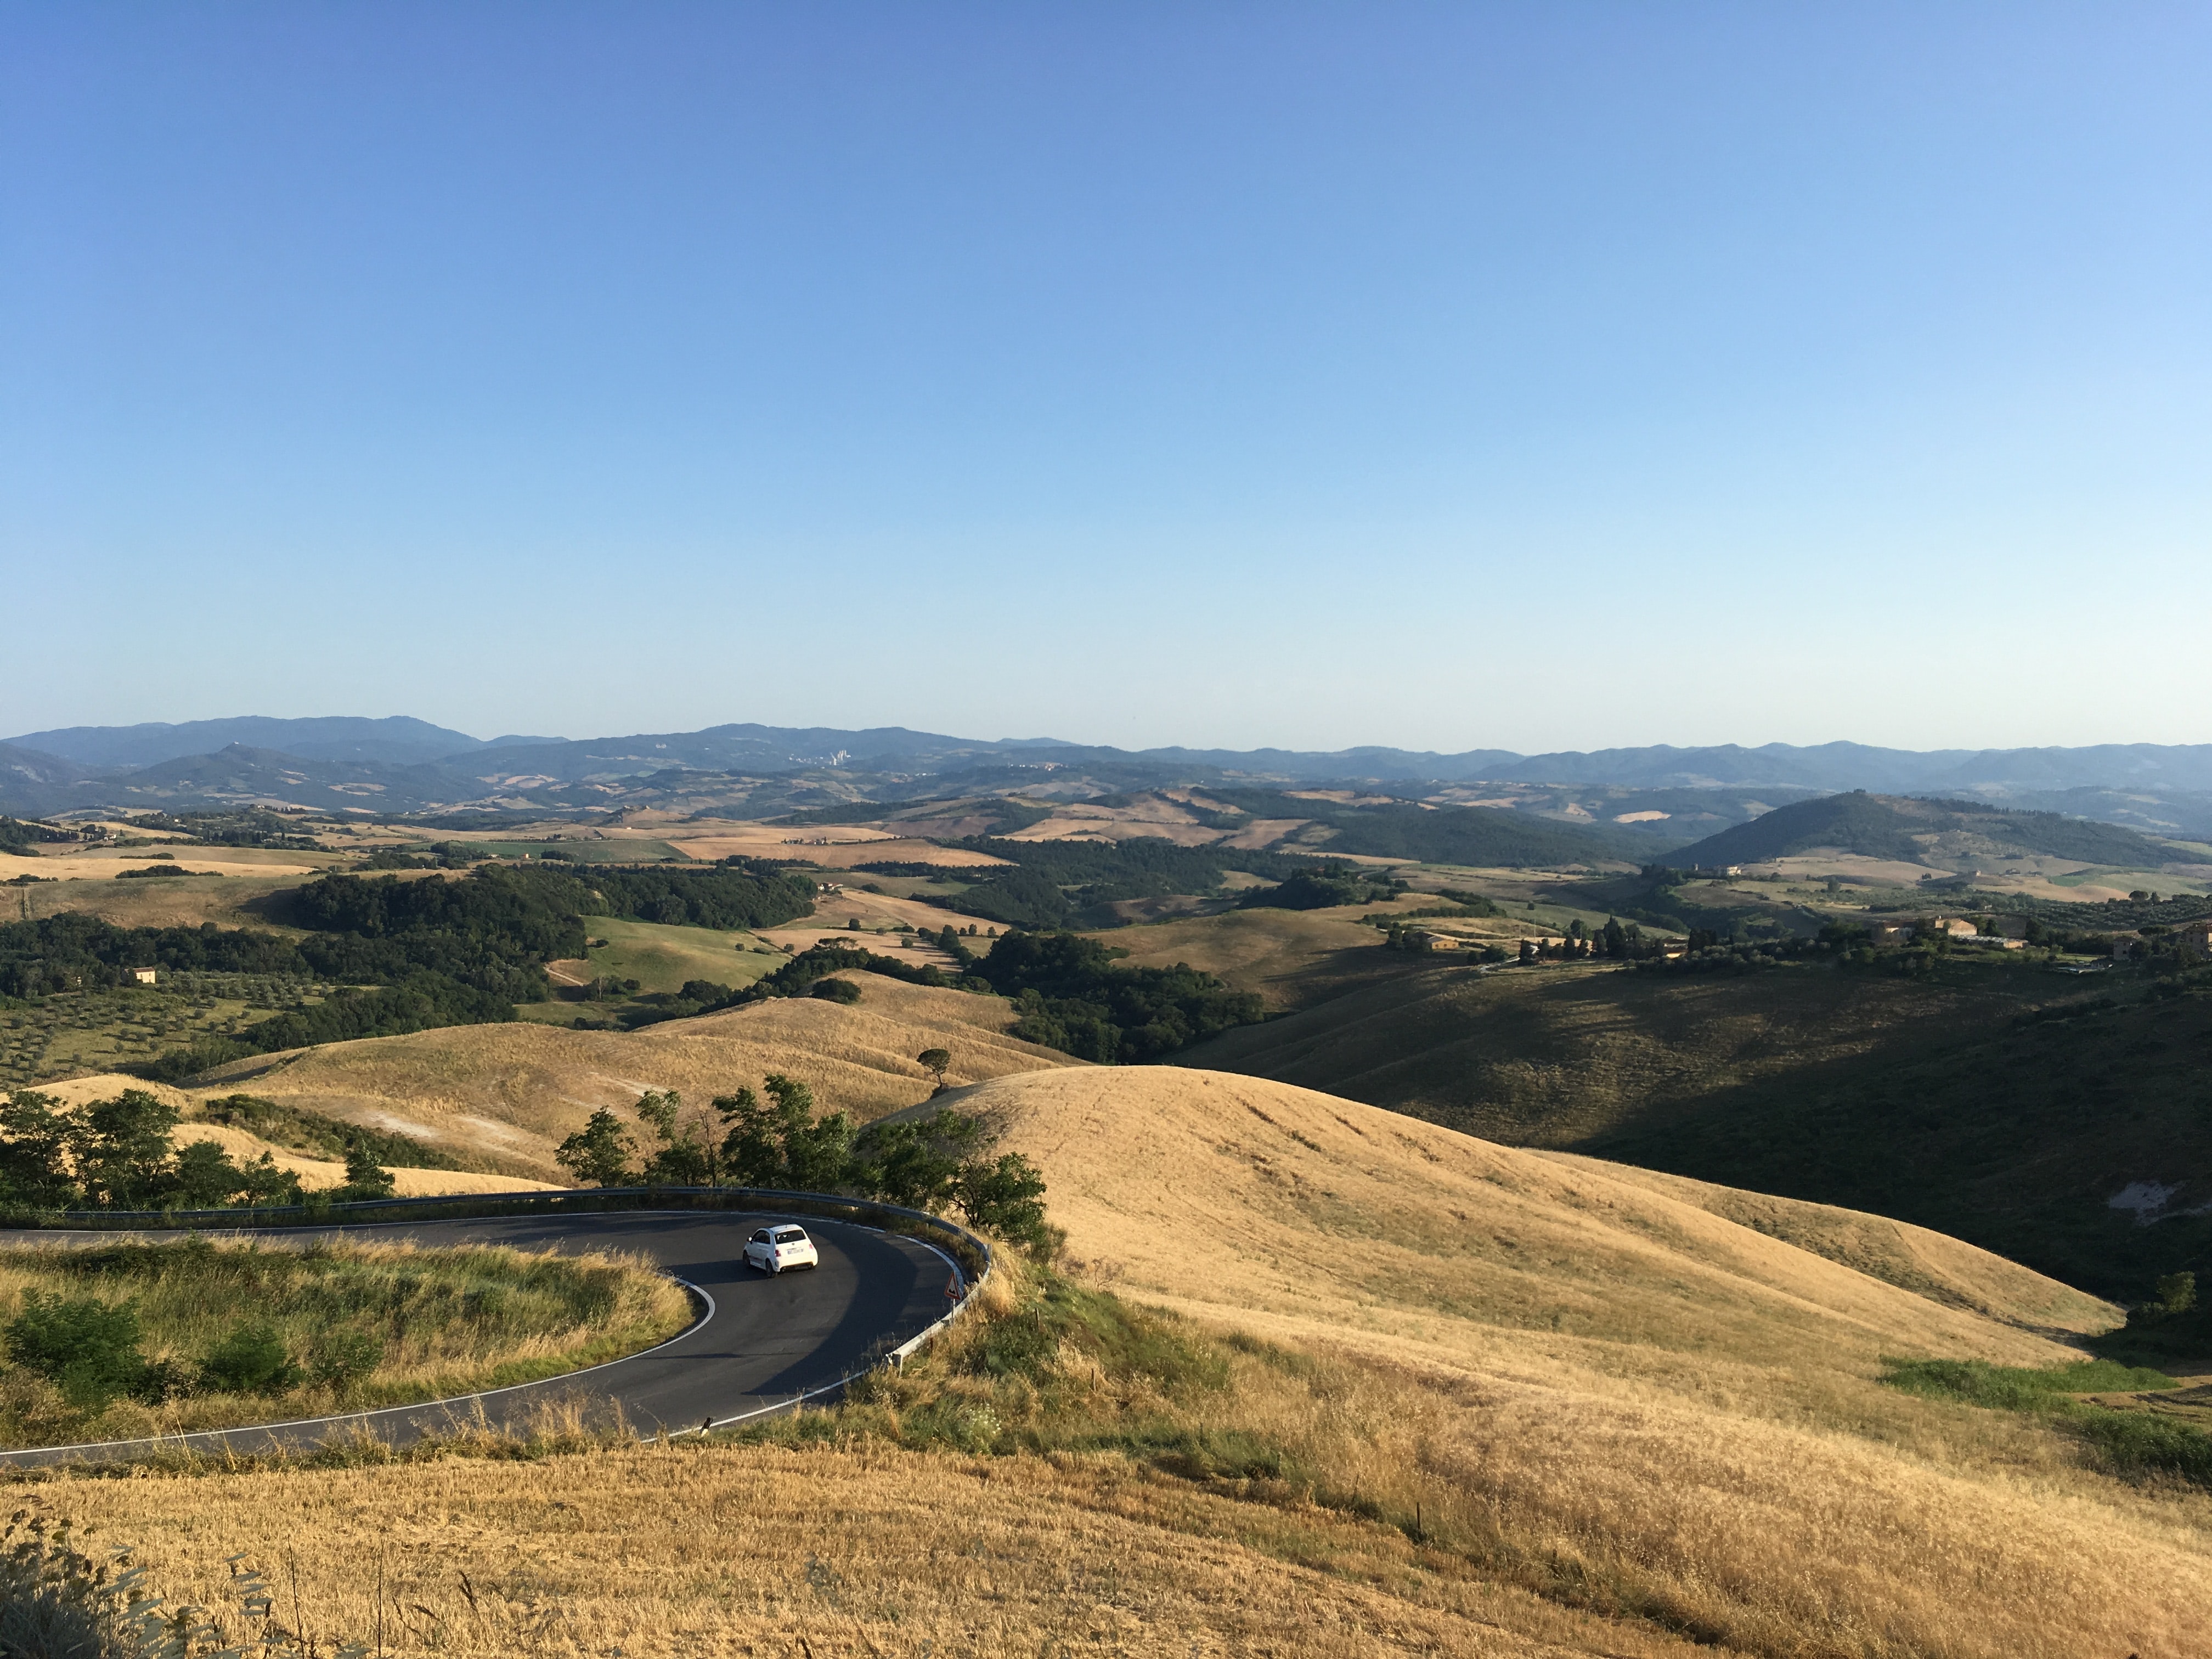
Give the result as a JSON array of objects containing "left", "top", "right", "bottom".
[{"left": 744, "top": 1224, "right": 820, "bottom": 1274}]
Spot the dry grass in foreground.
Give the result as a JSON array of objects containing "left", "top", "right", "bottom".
[{"left": 15, "top": 1429, "right": 1724, "bottom": 1657}]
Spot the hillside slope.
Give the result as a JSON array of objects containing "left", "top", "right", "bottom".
[
  {"left": 171, "top": 977, "right": 1076, "bottom": 1177},
  {"left": 32, "top": 1074, "right": 560, "bottom": 1195},
  {"left": 1180, "top": 956, "right": 2210, "bottom": 1300},
  {"left": 31, "top": 1064, "right": 2208, "bottom": 1658},
  {"left": 923, "top": 1067, "right": 2208, "bottom": 1658},
  {"left": 1671, "top": 790, "right": 2174, "bottom": 867},
  {"left": 1179, "top": 956, "right": 1997, "bottom": 1147}
]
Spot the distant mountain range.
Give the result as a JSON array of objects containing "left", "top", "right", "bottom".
[
  {"left": 4, "top": 717, "right": 2211, "bottom": 840},
  {"left": 10, "top": 716, "right": 561, "bottom": 769}
]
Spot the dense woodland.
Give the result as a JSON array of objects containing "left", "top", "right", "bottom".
[
  {"left": 927, "top": 838, "right": 1325, "bottom": 929},
  {"left": 974, "top": 931, "right": 1265, "bottom": 1063}
]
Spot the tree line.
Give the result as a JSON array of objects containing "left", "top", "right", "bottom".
[
  {"left": 554, "top": 1076, "right": 1053, "bottom": 1252},
  {"left": 0, "top": 1086, "right": 399, "bottom": 1214}
]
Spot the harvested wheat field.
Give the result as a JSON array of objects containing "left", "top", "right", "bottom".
[
  {"left": 173, "top": 978, "right": 1076, "bottom": 1177},
  {"left": 30, "top": 1440, "right": 1726, "bottom": 1658}
]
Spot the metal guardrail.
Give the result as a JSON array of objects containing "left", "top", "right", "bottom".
[{"left": 11, "top": 1185, "right": 997, "bottom": 1403}]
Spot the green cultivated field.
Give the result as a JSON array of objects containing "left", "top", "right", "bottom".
[{"left": 514, "top": 918, "right": 785, "bottom": 1023}]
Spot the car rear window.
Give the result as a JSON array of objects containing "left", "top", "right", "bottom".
[{"left": 775, "top": 1230, "right": 808, "bottom": 1244}]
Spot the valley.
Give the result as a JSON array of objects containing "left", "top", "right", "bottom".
[{"left": 7, "top": 747, "right": 2212, "bottom": 1657}]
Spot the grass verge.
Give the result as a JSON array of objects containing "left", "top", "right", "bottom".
[{"left": 0, "top": 1235, "right": 690, "bottom": 1449}]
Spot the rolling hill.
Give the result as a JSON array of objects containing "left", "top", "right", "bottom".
[
  {"left": 31, "top": 1074, "right": 560, "bottom": 1197},
  {"left": 37, "top": 1063, "right": 2210, "bottom": 1659},
  {"left": 1668, "top": 791, "right": 2177, "bottom": 868},
  {"left": 1181, "top": 953, "right": 2212, "bottom": 1304},
  {"left": 162, "top": 974, "right": 1079, "bottom": 1177},
  {"left": 901, "top": 1066, "right": 2199, "bottom": 1658}
]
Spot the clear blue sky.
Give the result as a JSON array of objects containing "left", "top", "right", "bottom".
[{"left": 4, "top": 3, "right": 2207, "bottom": 753}]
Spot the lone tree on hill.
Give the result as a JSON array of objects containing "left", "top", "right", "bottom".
[{"left": 917, "top": 1048, "right": 951, "bottom": 1094}]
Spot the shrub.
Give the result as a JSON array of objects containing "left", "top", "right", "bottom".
[
  {"left": 1880, "top": 1357, "right": 2174, "bottom": 1409},
  {"left": 308, "top": 1327, "right": 383, "bottom": 1397},
  {"left": 3, "top": 1291, "right": 151, "bottom": 1412},
  {"left": 810, "top": 977, "right": 862, "bottom": 1003},
  {"left": 2068, "top": 1409, "right": 2212, "bottom": 1486},
  {"left": 199, "top": 1320, "right": 304, "bottom": 1395}
]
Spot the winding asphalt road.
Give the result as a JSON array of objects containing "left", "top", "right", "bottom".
[{"left": 0, "top": 1209, "right": 963, "bottom": 1469}]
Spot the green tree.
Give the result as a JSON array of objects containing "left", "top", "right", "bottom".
[
  {"left": 771, "top": 1075, "right": 854, "bottom": 1190},
  {"left": 170, "top": 1139, "right": 247, "bottom": 1208},
  {"left": 916, "top": 1047, "right": 952, "bottom": 1094},
  {"left": 2155, "top": 1272, "right": 2198, "bottom": 1317},
  {"left": 336, "top": 1145, "right": 397, "bottom": 1201},
  {"left": 554, "top": 1107, "right": 635, "bottom": 1187},
  {"left": 851, "top": 1109, "right": 983, "bottom": 1209},
  {"left": 234, "top": 1151, "right": 304, "bottom": 1208},
  {"left": 0, "top": 1090, "right": 82, "bottom": 1208},
  {"left": 635, "top": 1090, "right": 713, "bottom": 1186},
  {"left": 956, "top": 1152, "right": 1051, "bottom": 1250},
  {"left": 713, "top": 1075, "right": 852, "bottom": 1191},
  {"left": 714, "top": 1086, "right": 779, "bottom": 1187},
  {"left": 70, "top": 1089, "right": 179, "bottom": 1208}
]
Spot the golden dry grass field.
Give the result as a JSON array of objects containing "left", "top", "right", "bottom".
[
  {"left": 753, "top": 886, "right": 1010, "bottom": 958},
  {"left": 29, "top": 1438, "right": 1733, "bottom": 1659},
  {"left": 29, "top": 1074, "right": 562, "bottom": 1195},
  {"left": 0, "top": 844, "right": 335, "bottom": 882},
  {"left": 541, "top": 916, "right": 786, "bottom": 1000},
  {"left": 0, "top": 869, "right": 312, "bottom": 930},
  {"left": 167, "top": 978, "right": 1077, "bottom": 1178},
  {"left": 16, "top": 1066, "right": 2209, "bottom": 1659},
  {"left": 669, "top": 827, "right": 1012, "bottom": 870},
  {"left": 1081, "top": 906, "right": 1397, "bottom": 1010}
]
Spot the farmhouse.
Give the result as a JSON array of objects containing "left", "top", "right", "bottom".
[{"left": 2177, "top": 919, "right": 2212, "bottom": 961}]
